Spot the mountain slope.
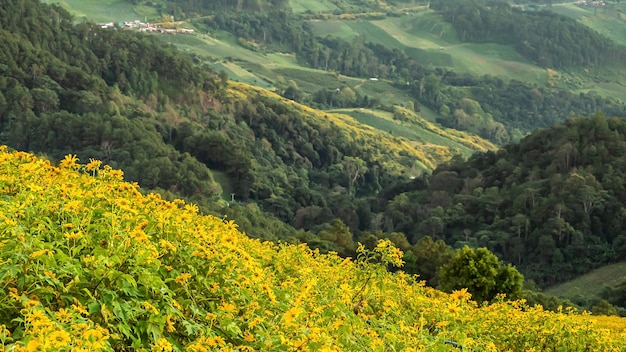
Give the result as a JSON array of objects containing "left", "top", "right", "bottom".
[
  {"left": 0, "top": 0, "right": 500, "bottom": 240},
  {"left": 0, "top": 147, "right": 624, "bottom": 350},
  {"left": 379, "top": 114, "right": 626, "bottom": 286}
]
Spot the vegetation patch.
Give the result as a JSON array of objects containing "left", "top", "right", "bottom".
[
  {"left": 552, "top": 3, "right": 626, "bottom": 47},
  {"left": 41, "top": 0, "right": 138, "bottom": 22},
  {"left": 331, "top": 108, "right": 492, "bottom": 156},
  {"left": 346, "top": 20, "right": 407, "bottom": 50},
  {"left": 376, "top": 13, "right": 459, "bottom": 49},
  {"left": 0, "top": 148, "right": 625, "bottom": 350},
  {"left": 544, "top": 262, "right": 626, "bottom": 299},
  {"left": 308, "top": 20, "right": 359, "bottom": 40},
  {"left": 289, "top": 0, "right": 339, "bottom": 13}
]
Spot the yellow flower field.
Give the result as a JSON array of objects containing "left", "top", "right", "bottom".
[{"left": 0, "top": 146, "right": 624, "bottom": 351}]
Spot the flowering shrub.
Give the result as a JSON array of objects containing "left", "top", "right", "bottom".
[{"left": 0, "top": 147, "right": 624, "bottom": 351}]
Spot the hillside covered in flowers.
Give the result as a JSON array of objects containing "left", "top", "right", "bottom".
[{"left": 0, "top": 147, "right": 624, "bottom": 351}]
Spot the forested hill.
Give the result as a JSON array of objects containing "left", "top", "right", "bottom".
[
  {"left": 379, "top": 114, "right": 626, "bottom": 287},
  {"left": 430, "top": 0, "right": 626, "bottom": 69},
  {"left": 0, "top": 0, "right": 495, "bottom": 242},
  {"left": 0, "top": 0, "right": 225, "bottom": 201}
]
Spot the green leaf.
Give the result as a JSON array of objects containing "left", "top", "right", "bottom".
[{"left": 88, "top": 301, "right": 101, "bottom": 314}]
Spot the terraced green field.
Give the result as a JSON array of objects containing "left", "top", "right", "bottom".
[
  {"left": 309, "top": 20, "right": 359, "bottom": 40},
  {"left": 212, "top": 62, "right": 272, "bottom": 88},
  {"left": 353, "top": 79, "right": 414, "bottom": 106},
  {"left": 376, "top": 13, "right": 546, "bottom": 82},
  {"left": 41, "top": 0, "right": 139, "bottom": 22},
  {"left": 289, "top": 0, "right": 338, "bottom": 13},
  {"left": 158, "top": 32, "right": 274, "bottom": 64},
  {"left": 377, "top": 12, "right": 459, "bottom": 47},
  {"left": 309, "top": 11, "right": 547, "bottom": 83},
  {"left": 346, "top": 21, "right": 407, "bottom": 49}
]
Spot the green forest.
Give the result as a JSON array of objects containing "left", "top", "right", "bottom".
[{"left": 3, "top": 0, "right": 626, "bottom": 316}]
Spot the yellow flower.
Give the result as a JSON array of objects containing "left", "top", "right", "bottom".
[
  {"left": 137, "top": 220, "right": 149, "bottom": 229},
  {"left": 24, "top": 300, "right": 40, "bottom": 309},
  {"left": 108, "top": 169, "right": 124, "bottom": 180},
  {"left": 64, "top": 231, "right": 83, "bottom": 240},
  {"left": 25, "top": 338, "right": 43, "bottom": 351},
  {"left": 8, "top": 287, "right": 20, "bottom": 301},
  {"left": 60, "top": 154, "right": 79, "bottom": 169},
  {"left": 72, "top": 301, "right": 89, "bottom": 316},
  {"left": 184, "top": 203, "right": 199, "bottom": 214},
  {"left": 159, "top": 239, "right": 177, "bottom": 253},
  {"left": 243, "top": 331, "right": 255, "bottom": 342},
  {"left": 247, "top": 317, "right": 264, "bottom": 329},
  {"left": 29, "top": 249, "right": 51, "bottom": 259},
  {"left": 283, "top": 306, "right": 304, "bottom": 325},
  {"left": 151, "top": 338, "right": 173, "bottom": 352},
  {"left": 143, "top": 301, "right": 160, "bottom": 315},
  {"left": 130, "top": 228, "right": 149, "bottom": 242},
  {"left": 43, "top": 271, "right": 56, "bottom": 279},
  {"left": 450, "top": 288, "right": 472, "bottom": 302},
  {"left": 219, "top": 301, "right": 237, "bottom": 313},
  {"left": 55, "top": 308, "right": 72, "bottom": 323},
  {"left": 166, "top": 315, "right": 176, "bottom": 332},
  {"left": 85, "top": 158, "right": 102, "bottom": 172},
  {"left": 26, "top": 309, "right": 51, "bottom": 329},
  {"left": 172, "top": 299, "right": 183, "bottom": 311},
  {"left": 83, "top": 327, "right": 109, "bottom": 349},
  {"left": 175, "top": 273, "right": 192, "bottom": 285},
  {"left": 207, "top": 336, "right": 225, "bottom": 347},
  {"left": 48, "top": 330, "right": 71, "bottom": 348}
]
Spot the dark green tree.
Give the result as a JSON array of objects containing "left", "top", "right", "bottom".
[{"left": 439, "top": 246, "right": 524, "bottom": 303}]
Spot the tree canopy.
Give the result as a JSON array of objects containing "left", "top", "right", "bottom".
[{"left": 439, "top": 246, "right": 524, "bottom": 303}]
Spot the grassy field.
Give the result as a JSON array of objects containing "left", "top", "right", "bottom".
[
  {"left": 329, "top": 108, "right": 493, "bottom": 156},
  {"left": 41, "top": 0, "right": 139, "bottom": 22},
  {"left": 544, "top": 261, "right": 626, "bottom": 299},
  {"left": 445, "top": 43, "right": 546, "bottom": 82},
  {"left": 158, "top": 32, "right": 274, "bottom": 64},
  {"left": 552, "top": 3, "right": 626, "bottom": 46},
  {"left": 211, "top": 62, "right": 273, "bottom": 88},
  {"left": 269, "top": 66, "right": 414, "bottom": 106},
  {"left": 355, "top": 79, "right": 416, "bottom": 106},
  {"left": 274, "top": 68, "right": 356, "bottom": 91},
  {"left": 373, "top": 13, "right": 547, "bottom": 82},
  {"left": 133, "top": 4, "right": 161, "bottom": 21},
  {"left": 211, "top": 170, "right": 235, "bottom": 201},
  {"left": 309, "top": 11, "right": 548, "bottom": 83},
  {"left": 289, "top": 0, "right": 339, "bottom": 13},
  {"left": 309, "top": 20, "right": 359, "bottom": 40},
  {"left": 346, "top": 21, "right": 407, "bottom": 50},
  {"left": 377, "top": 12, "right": 459, "bottom": 48}
]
